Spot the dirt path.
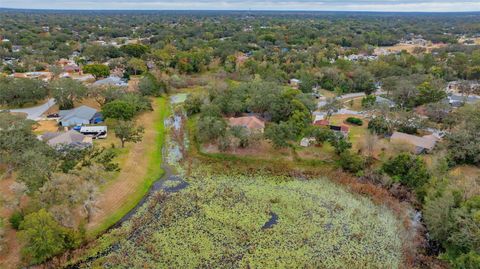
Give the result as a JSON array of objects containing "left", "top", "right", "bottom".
[{"left": 86, "top": 99, "right": 165, "bottom": 232}]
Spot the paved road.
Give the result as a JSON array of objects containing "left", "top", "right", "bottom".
[
  {"left": 6, "top": 98, "right": 56, "bottom": 120},
  {"left": 317, "top": 90, "right": 385, "bottom": 109}
]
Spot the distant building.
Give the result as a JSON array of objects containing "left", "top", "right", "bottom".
[
  {"left": 228, "top": 116, "right": 265, "bottom": 133},
  {"left": 446, "top": 94, "right": 480, "bottom": 107},
  {"left": 12, "top": 71, "right": 53, "bottom": 82},
  {"left": 390, "top": 131, "right": 438, "bottom": 154},
  {"left": 92, "top": 76, "right": 128, "bottom": 87},
  {"left": 59, "top": 105, "right": 98, "bottom": 127}
]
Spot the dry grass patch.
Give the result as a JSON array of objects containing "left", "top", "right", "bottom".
[
  {"left": 33, "top": 120, "right": 60, "bottom": 134},
  {"left": 86, "top": 98, "right": 168, "bottom": 237},
  {"left": 0, "top": 178, "right": 21, "bottom": 269}
]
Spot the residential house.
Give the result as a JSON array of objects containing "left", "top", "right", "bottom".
[
  {"left": 92, "top": 76, "right": 128, "bottom": 87},
  {"left": 446, "top": 94, "right": 480, "bottom": 107},
  {"left": 390, "top": 131, "right": 438, "bottom": 154},
  {"left": 12, "top": 71, "right": 53, "bottom": 82},
  {"left": 41, "top": 130, "right": 93, "bottom": 150},
  {"left": 228, "top": 116, "right": 265, "bottom": 133},
  {"left": 59, "top": 105, "right": 98, "bottom": 127},
  {"left": 313, "top": 120, "right": 350, "bottom": 138}
]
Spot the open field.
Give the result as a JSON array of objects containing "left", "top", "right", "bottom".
[
  {"left": 79, "top": 170, "right": 405, "bottom": 268},
  {"left": 376, "top": 42, "right": 447, "bottom": 54}
]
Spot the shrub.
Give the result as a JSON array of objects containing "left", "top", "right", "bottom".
[
  {"left": 368, "top": 116, "right": 391, "bottom": 136},
  {"left": 362, "top": 94, "right": 376, "bottom": 108},
  {"left": 346, "top": 117, "right": 363, "bottom": 126},
  {"left": 330, "top": 137, "right": 352, "bottom": 155},
  {"left": 138, "top": 73, "right": 165, "bottom": 97},
  {"left": 9, "top": 211, "right": 24, "bottom": 230},
  {"left": 339, "top": 151, "right": 365, "bottom": 173},
  {"left": 382, "top": 153, "right": 430, "bottom": 190}
]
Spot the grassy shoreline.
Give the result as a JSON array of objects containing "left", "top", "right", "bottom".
[{"left": 87, "top": 97, "right": 170, "bottom": 239}]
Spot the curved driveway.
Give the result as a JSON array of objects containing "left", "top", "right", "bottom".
[{"left": 6, "top": 98, "right": 56, "bottom": 120}]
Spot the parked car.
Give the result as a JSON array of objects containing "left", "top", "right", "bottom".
[
  {"left": 47, "top": 113, "right": 59, "bottom": 118},
  {"left": 72, "top": 124, "right": 82, "bottom": 131}
]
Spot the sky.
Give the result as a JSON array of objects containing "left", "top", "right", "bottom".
[{"left": 1, "top": 0, "right": 480, "bottom": 12}]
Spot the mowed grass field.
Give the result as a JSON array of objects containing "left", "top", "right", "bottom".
[
  {"left": 83, "top": 170, "right": 404, "bottom": 268},
  {"left": 86, "top": 97, "right": 169, "bottom": 238}
]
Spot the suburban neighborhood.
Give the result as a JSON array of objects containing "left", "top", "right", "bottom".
[{"left": 0, "top": 6, "right": 479, "bottom": 269}]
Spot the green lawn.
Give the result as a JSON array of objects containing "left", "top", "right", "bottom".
[{"left": 87, "top": 97, "right": 170, "bottom": 238}]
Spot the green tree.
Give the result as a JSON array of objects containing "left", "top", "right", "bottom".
[
  {"left": 0, "top": 113, "right": 55, "bottom": 192},
  {"left": 49, "top": 78, "right": 87, "bottom": 109},
  {"left": 102, "top": 100, "right": 136, "bottom": 120},
  {"left": 309, "top": 126, "right": 335, "bottom": 146},
  {"left": 0, "top": 77, "right": 48, "bottom": 107},
  {"left": 321, "top": 98, "right": 342, "bottom": 120},
  {"left": 127, "top": 58, "right": 147, "bottom": 75},
  {"left": 197, "top": 116, "right": 227, "bottom": 143},
  {"left": 330, "top": 136, "right": 352, "bottom": 155},
  {"left": 138, "top": 73, "right": 165, "bottom": 97},
  {"left": 184, "top": 94, "right": 204, "bottom": 116},
  {"left": 19, "top": 209, "right": 79, "bottom": 264},
  {"left": 82, "top": 64, "right": 110, "bottom": 80},
  {"left": 368, "top": 116, "right": 392, "bottom": 136},
  {"left": 351, "top": 68, "right": 376, "bottom": 94},
  {"left": 114, "top": 120, "right": 145, "bottom": 148},
  {"left": 446, "top": 104, "right": 480, "bottom": 166},
  {"left": 416, "top": 80, "right": 447, "bottom": 106},
  {"left": 120, "top": 44, "right": 149, "bottom": 58},
  {"left": 265, "top": 121, "right": 296, "bottom": 148},
  {"left": 382, "top": 153, "right": 430, "bottom": 189}
]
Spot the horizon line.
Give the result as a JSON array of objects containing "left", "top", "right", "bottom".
[{"left": 1, "top": 7, "right": 480, "bottom": 13}]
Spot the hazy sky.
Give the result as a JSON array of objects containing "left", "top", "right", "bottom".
[{"left": 1, "top": 0, "right": 479, "bottom": 12}]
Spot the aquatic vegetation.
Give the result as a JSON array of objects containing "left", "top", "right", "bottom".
[{"left": 84, "top": 171, "right": 404, "bottom": 268}]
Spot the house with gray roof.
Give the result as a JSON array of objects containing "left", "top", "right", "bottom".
[
  {"left": 447, "top": 94, "right": 480, "bottom": 107},
  {"left": 41, "top": 130, "right": 92, "bottom": 150},
  {"left": 59, "top": 105, "right": 97, "bottom": 127},
  {"left": 390, "top": 131, "right": 439, "bottom": 154},
  {"left": 92, "top": 76, "right": 128, "bottom": 87}
]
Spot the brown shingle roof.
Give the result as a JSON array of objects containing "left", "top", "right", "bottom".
[{"left": 228, "top": 116, "right": 265, "bottom": 130}]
